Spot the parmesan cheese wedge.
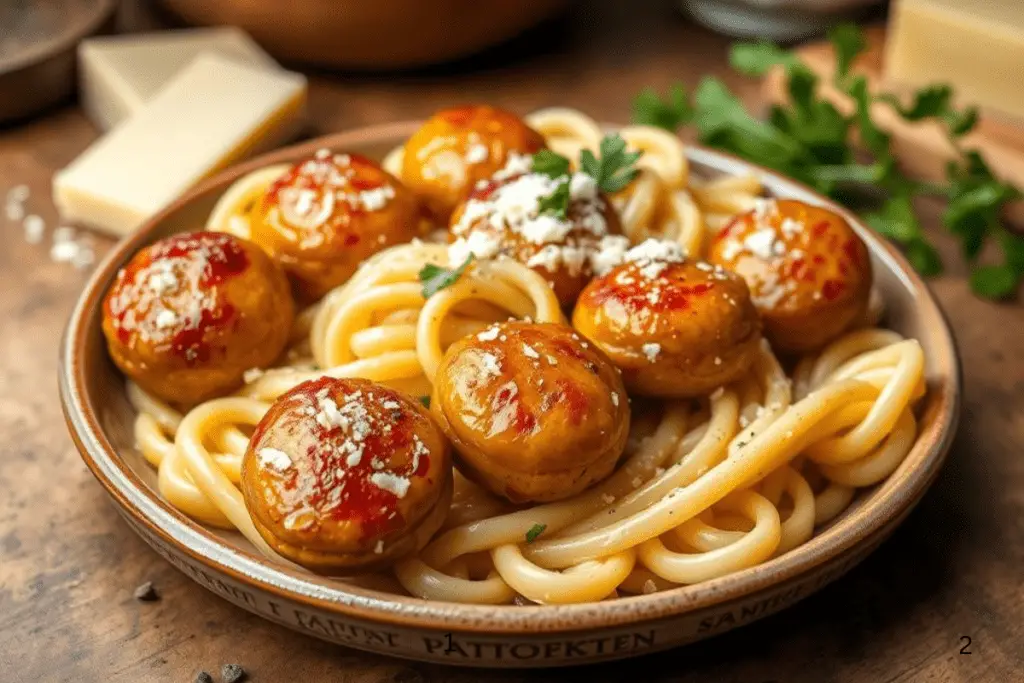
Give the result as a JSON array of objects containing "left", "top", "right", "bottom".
[
  {"left": 54, "top": 54, "right": 306, "bottom": 237},
  {"left": 78, "top": 27, "right": 277, "bottom": 131}
]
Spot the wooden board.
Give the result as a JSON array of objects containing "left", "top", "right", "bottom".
[
  {"left": 2, "top": 4, "right": 1024, "bottom": 682},
  {"left": 763, "top": 26, "right": 1024, "bottom": 193}
]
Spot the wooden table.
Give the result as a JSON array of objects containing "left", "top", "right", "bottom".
[{"left": 2, "top": 1, "right": 1022, "bottom": 681}]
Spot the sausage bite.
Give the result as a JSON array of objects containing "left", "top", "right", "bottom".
[
  {"left": 102, "top": 231, "right": 294, "bottom": 405},
  {"left": 402, "top": 105, "right": 546, "bottom": 222},
  {"left": 430, "top": 321, "right": 630, "bottom": 504},
  {"left": 248, "top": 150, "right": 423, "bottom": 301},
  {"left": 707, "top": 199, "right": 872, "bottom": 353},
  {"left": 448, "top": 157, "right": 626, "bottom": 308},
  {"left": 572, "top": 239, "right": 762, "bottom": 398},
  {"left": 241, "top": 377, "right": 453, "bottom": 574}
]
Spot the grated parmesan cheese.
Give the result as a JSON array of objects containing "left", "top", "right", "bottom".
[
  {"left": 258, "top": 447, "right": 293, "bottom": 472},
  {"left": 369, "top": 472, "right": 411, "bottom": 498},
  {"left": 641, "top": 343, "right": 661, "bottom": 362}
]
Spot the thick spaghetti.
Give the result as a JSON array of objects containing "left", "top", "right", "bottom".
[{"left": 118, "top": 107, "right": 925, "bottom": 605}]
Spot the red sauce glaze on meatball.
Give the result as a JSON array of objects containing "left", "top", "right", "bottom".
[
  {"left": 248, "top": 150, "right": 425, "bottom": 301},
  {"left": 431, "top": 321, "right": 629, "bottom": 504},
  {"left": 402, "top": 105, "right": 546, "bottom": 222},
  {"left": 102, "top": 231, "right": 294, "bottom": 405},
  {"left": 241, "top": 377, "right": 452, "bottom": 574},
  {"left": 707, "top": 199, "right": 871, "bottom": 353},
  {"left": 573, "top": 243, "right": 762, "bottom": 398}
]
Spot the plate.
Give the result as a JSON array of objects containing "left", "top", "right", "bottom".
[{"left": 59, "top": 122, "right": 960, "bottom": 667}]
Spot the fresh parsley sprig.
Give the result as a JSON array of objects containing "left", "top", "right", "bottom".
[
  {"left": 525, "top": 523, "right": 546, "bottom": 544},
  {"left": 418, "top": 255, "right": 473, "bottom": 298},
  {"left": 631, "top": 24, "right": 1024, "bottom": 299},
  {"left": 530, "top": 133, "right": 644, "bottom": 217}
]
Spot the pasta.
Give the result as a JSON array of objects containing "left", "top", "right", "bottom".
[{"left": 109, "top": 106, "right": 925, "bottom": 605}]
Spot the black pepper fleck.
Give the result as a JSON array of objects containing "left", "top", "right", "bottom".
[
  {"left": 133, "top": 581, "right": 159, "bottom": 601},
  {"left": 221, "top": 663, "right": 247, "bottom": 683}
]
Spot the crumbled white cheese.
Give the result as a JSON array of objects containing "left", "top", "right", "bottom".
[
  {"left": 590, "top": 235, "right": 631, "bottom": 275},
  {"left": 780, "top": 217, "right": 803, "bottom": 238},
  {"left": 258, "top": 447, "right": 293, "bottom": 472},
  {"left": 22, "top": 214, "right": 44, "bottom": 244},
  {"left": 448, "top": 229, "right": 502, "bottom": 264},
  {"left": 480, "top": 352, "right": 502, "bottom": 377},
  {"left": 610, "top": 392, "right": 620, "bottom": 407},
  {"left": 744, "top": 228, "right": 778, "bottom": 260},
  {"left": 477, "top": 326, "right": 500, "bottom": 342},
  {"left": 465, "top": 143, "right": 489, "bottom": 164},
  {"left": 154, "top": 309, "right": 178, "bottom": 329},
  {"left": 522, "top": 343, "right": 540, "bottom": 359},
  {"left": 641, "top": 343, "right": 661, "bottom": 362},
  {"left": 147, "top": 268, "right": 178, "bottom": 295},
  {"left": 369, "top": 472, "right": 411, "bottom": 498}
]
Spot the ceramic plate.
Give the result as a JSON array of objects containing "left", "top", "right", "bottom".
[{"left": 59, "top": 122, "right": 960, "bottom": 667}]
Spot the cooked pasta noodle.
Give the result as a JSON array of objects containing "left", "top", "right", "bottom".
[{"left": 118, "top": 107, "right": 926, "bottom": 605}]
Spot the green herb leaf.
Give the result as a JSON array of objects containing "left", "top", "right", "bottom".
[
  {"left": 878, "top": 85, "right": 952, "bottom": 120},
  {"left": 632, "top": 83, "right": 693, "bottom": 131},
  {"left": 525, "top": 523, "right": 546, "bottom": 544},
  {"left": 847, "top": 76, "right": 889, "bottom": 155},
  {"left": 537, "top": 179, "right": 571, "bottom": 219},
  {"left": 532, "top": 149, "right": 571, "bottom": 179},
  {"left": 580, "top": 134, "right": 643, "bottom": 194},
  {"left": 729, "top": 40, "right": 797, "bottom": 76},
  {"left": 996, "top": 230, "right": 1024, "bottom": 274},
  {"left": 828, "top": 23, "right": 866, "bottom": 82},
  {"left": 945, "top": 107, "right": 979, "bottom": 137},
  {"left": 419, "top": 396, "right": 431, "bottom": 408},
  {"left": 906, "top": 239, "right": 944, "bottom": 276},
  {"left": 864, "top": 195, "right": 921, "bottom": 243},
  {"left": 970, "top": 264, "right": 1018, "bottom": 298},
  {"left": 419, "top": 255, "right": 473, "bottom": 298}
]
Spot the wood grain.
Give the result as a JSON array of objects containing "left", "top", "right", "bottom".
[{"left": 1, "top": 1, "right": 1023, "bottom": 681}]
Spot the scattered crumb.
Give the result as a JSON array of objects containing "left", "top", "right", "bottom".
[
  {"left": 133, "top": 581, "right": 159, "bottom": 602},
  {"left": 23, "top": 214, "right": 44, "bottom": 243},
  {"left": 221, "top": 664, "right": 247, "bottom": 683},
  {"left": 194, "top": 673, "right": 213, "bottom": 683},
  {"left": 642, "top": 579, "right": 657, "bottom": 595}
]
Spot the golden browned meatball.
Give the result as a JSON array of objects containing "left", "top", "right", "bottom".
[
  {"left": 448, "top": 162, "right": 626, "bottom": 308},
  {"left": 248, "top": 150, "right": 424, "bottom": 301},
  {"left": 431, "top": 321, "right": 629, "bottom": 504},
  {"left": 402, "top": 105, "right": 546, "bottom": 222},
  {"left": 572, "top": 239, "right": 762, "bottom": 398},
  {"left": 241, "top": 377, "right": 453, "bottom": 574},
  {"left": 707, "top": 199, "right": 872, "bottom": 353},
  {"left": 102, "top": 231, "right": 294, "bottom": 405}
]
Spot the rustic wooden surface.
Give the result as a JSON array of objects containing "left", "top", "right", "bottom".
[{"left": 2, "top": 1, "right": 1023, "bottom": 681}]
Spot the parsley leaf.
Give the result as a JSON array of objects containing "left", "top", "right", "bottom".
[
  {"left": 525, "top": 523, "right": 546, "bottom": 544},
  {"left": 580, "top": 134, "right": 643, "bottom": 194},
  {"left": 729, "top": 40, "right": 798, "bottom": 76},
  {"left": 632, "top": 84, "right": 693, "bottom": 131},
  {"left": 827, "top": 23, "right": 866, "bottom": 82},
  {"left": 532, "top": 149, "right": 571, "bottom": 179},
  {"left": 419, "top": 396, "right": 431, "bottom": 408},
  {"left": 970, "top": 265, "right": 1017, "bottom": 298},
  {"left": 418, "top": 255, "right": 473, "bottom": 298},
  {"left": 537, "top": 179, "right": 571, "bottom": 219},
  {"left": 632, "top": 23, "right": 1023, "bottom": 299}
]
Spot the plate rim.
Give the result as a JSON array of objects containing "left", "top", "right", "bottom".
[{"left": 59, "top": 120, "right": 962, "bottom": 635}]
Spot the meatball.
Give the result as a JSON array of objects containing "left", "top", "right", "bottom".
[
  {"left": 402, "top": 105, "right": 546, "bottom": 222},
  {"left": 430, "top": 321, "right": 629, "bottom": 504},
  {"left": 448, "top": 162, "right": 625, "bottom": 308},
  {"left": 572, "top": 239, "right": 762, "bottom": 398},
  {"left": 102, "top": 231, "right": 294, "bottom": 405},
  {"left": 707, "top": 199, "right": 872, "bottom": 353},
  {"left": 248, "top": 149, "right": 424, "bottom": 301},
  {"left": 241, "top": 377, "right": 453, "bottom": 574}
]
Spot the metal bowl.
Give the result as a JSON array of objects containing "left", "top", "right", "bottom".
[
  {"left": 680, "top": 0, "right": 882, "bottom": 42},
  {"left": 153, "top": 0, "right": 569, "bottom": 68}
]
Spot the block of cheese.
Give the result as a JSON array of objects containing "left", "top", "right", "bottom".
[
  {"left": 78, "top": 27, "right": 278, "bottom": 131},
  {"left": 884, "top": 0, "right": 1024, "bottom": 123},
  {"left": 54, "top": 54, "right": 306, "bottom": 236}
]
